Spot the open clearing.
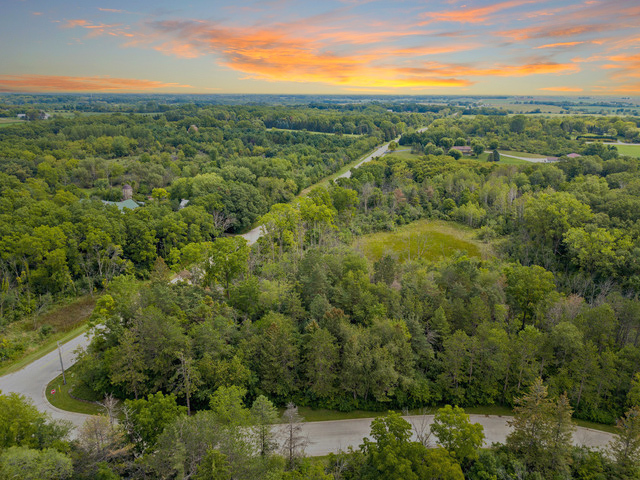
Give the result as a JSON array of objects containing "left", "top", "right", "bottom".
[
  {"left": 0, "top": 118, "right": 23, "bottom": 127},
  {"left": 354, "top": 219, "right": 491, "bottom": 263},
  {"left": 616, "top": 144, "right": 640, "bottom": 157}
]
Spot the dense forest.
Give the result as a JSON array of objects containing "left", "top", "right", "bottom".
[{"left": 2, "top": 98, "right": 640, "bottom": 479}]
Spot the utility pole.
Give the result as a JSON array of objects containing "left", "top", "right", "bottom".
[{"left": 57, "top": 341, "right": 66, "bottom": 385}]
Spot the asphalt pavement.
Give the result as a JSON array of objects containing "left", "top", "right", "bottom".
[{"left": 0, "top": 332, "right": 93, "bottom": 429}]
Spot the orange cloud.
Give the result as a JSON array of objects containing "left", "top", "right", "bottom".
[
  {"left": 98, "top": 8, "right": 124, "bottom": 13},
  {"left": 497, "top": 24, "right": 607, "bottom": 41},
  {"left": 539, "top": 86, "right": 583, "bottom": 92},
  {"left": 535, "top": 41, "right": 585, "bottom": 49},
  {"left": 0, "top": 75, "right": 192, "bottom": 93},
  {"left": 421, "top": 0, "right": 536, "bottom": 25},
  {"left": 32, "top": 12, "right": 43, "bottom": 16}
]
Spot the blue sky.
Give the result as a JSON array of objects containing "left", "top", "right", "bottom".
[{"left": 1, "top": 0, "right": 639, "bottom": 95}]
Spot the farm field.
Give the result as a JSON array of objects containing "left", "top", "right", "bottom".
[
  {"left": 0, "top": 118, "right": 23, "bottom": 127},
  {"left": 616, "top": 144, "right": 640, "bottom": 157},
  {"left": 354, "top": 219, "right": 490, "bottom": 263}
]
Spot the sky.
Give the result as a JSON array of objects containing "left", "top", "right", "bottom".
[{"left": 1, "top": 0, "right": 639, "bottom": 95}]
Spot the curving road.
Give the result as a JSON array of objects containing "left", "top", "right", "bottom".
[
  {"left": 299, "top": 414, "right": 614, "bottom": 456},
  {"left": 0, "top": 332, "right": 93, "bottom": 429}
]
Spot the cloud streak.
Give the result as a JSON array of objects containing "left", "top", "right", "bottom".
[{"left": 0, "top": 75, "right": 192, "bottom": 92}]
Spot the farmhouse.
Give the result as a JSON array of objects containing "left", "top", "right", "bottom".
[
  {"left": 566, "top": 153, "right": 582, "bottom": 158},
  {"left": 450, "top": 145, "right": 472, "bottom": 155}
]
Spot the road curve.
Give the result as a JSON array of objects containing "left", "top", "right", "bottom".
[
  {"left": 299, "top": 414, "right": 614, "bottom": 456},
  {"left": 0, "top": 332, "right": 93, "bottom": 430}
]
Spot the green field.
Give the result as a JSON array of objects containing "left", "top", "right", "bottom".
[
  {"left": 616, "top": 144, "right": 640, "bottom": 158},
  {"left": 0, "top": 118, "right": 23, "bottom": 128},
  {"left": 354, "top": 219, "right": 490, "bottom": 263}
]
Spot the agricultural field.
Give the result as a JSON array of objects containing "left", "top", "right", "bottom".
[
  {"left": 0, "top": 118, "right": 23, "bottom": 127},
  {"left": 616, "top": 144, "right": 640, "bottom": 158},
  {"left": 354, "top": 219, "right": 490, "bottom": 263}
]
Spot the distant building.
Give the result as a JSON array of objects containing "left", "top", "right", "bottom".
[
  {"left": 188, "top": 124, "right": 199, "bottom": 133},
  {"left": 16, "top": 114, "right": 26, "bottom": 119},
  {"left": 451, "top": 145, "right": 472, "bottom": 155},
  {"left": 567, "top": 153, "right": 582, "bottom": 158},
  {"left": 122, "top": 184, "right": 133, "bottom": 200},
  {"left": 102, "top": 199, "right": 140, "bottom": 212},
  {"left": 546, "top": 156, "right": 559, "bottom": 162}
]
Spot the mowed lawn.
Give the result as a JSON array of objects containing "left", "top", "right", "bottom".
[
  {"left": 354, "top": 219, "right": 490, "bottom": 263},
  {"left": 616, "top": 144, "right": 640, "bottom": 158}
]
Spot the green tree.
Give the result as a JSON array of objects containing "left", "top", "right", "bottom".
[
  {"left": 303, "top": 326, "right": 339, "bottom": 401},
  {"left": 123, "top": 392, "right": 186, "bottom": 453},
  {"left": 361, "top": 412, "right": 417, "bottom": 480},
  {"left": 610, "top": 407, "right": 640, "bottom": 479},
  {"left": 204, "top": 236, "right": 249, "bottom": 296},
  {"left": 0, "top": 392, "right": 70, "bottom": 450},
  {"left": 0, "top": 446, "right": 73, "bottom": 480},
  {"left": 194, "top": 449, "right": 232, "bottom": 480},
  {"left": 504, "top": 264, "right": 555, "bottom": 330},
  {"left": 506, "top": 378, "right": 575, "bottom": 475},
  {"left": 251, "top": 395, "right": 279, "bottom": 457},
  {"left": 431, "top": 405, "right": 485, "bottom": 463}
]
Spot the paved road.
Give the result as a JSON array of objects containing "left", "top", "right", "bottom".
[
  {"left": 337, "top": 138, "right": 398, "bottom": 180},
  {"left": 296, "top": 414, "right": 614, "bottom": 456},
  {"left": 488, "top": 151, "right": 550, "bottom": 163},
  {"left": 0, "top": 332, "right": 93, "bottom": 429},
  {"left": 242, "top": 127, "right": 429, "bottom": 245}
]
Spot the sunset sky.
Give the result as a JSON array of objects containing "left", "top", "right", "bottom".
[{"left": 1, "top": 0, "right": 639, "bottom": 95}]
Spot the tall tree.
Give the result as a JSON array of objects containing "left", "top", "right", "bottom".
[
  {"left": 610, "top": 407, "right": 640, "bottom": 479},
  {"left": 431, "top": 405, "right": 485, "bottom": 464}
]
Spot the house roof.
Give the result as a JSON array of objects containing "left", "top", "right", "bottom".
[
  {"left": 567, "top": 153, "right": 582, "bottom": 158},
  {"left": 102, "top": 199, "right": 140, "bottom": 211},
  {"left": 451, "top": 145, "right": 472, "bottom": 152}
]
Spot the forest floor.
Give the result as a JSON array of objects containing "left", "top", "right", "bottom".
[
  {"left": 0, "top": 295, "right": 96, "bottom": 375},
  {"left": 353, "top": 219, "right": 492, "bottom": 263}
]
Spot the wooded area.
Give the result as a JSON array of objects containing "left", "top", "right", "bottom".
[{"left": 2, "top": 96, "right": 640, "bottom": 479}]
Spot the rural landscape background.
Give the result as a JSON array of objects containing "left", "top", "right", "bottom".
[{"left": 2, "top": 1, "right": 640, "bottom": 479}]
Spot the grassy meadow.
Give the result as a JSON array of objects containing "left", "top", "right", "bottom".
[
  {"left": 354, "top": 219, "right": 490, "bottom": 264},
  {"left": 616, "top": 144, "right": 640, "bottom": 158}
]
